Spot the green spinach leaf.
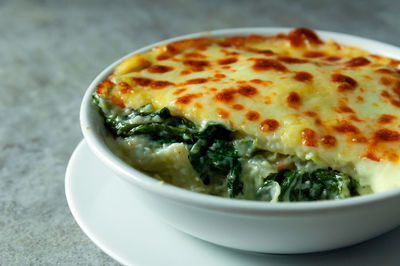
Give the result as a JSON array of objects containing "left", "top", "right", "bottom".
[
  {"left": 93, "top": 94, "right": 244, "bottom": 196},
  {"left": 269, "top": 168, "right": 358, "bottom": 202},
  {"left": 188, "top": 126, "right": 243, "bottom": 197}
]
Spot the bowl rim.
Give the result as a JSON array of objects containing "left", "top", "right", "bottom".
[{"left": 80, "top": 27, "right": 400, "bottom": 215}]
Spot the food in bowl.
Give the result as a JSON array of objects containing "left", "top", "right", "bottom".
[{"left": 92, "top": 28, "right": 400, "bottom": 202}]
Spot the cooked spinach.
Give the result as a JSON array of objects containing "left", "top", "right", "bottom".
[
  {"left": 233, "top": 137, "right": 258, "bottom": 157},
  {"left": 93, "top": 94, "right": 196, "bottom": 143},
  {"left": 93, "top": 94, "right": 244, "bottom": 197},
  {"left": 93, "top": 93, "right": 359, "bottom": 201},
  {"left": 189, "top": 129, "right": 242, "bottom": 197},
  {"left": 265, "top": 168, "right": 359, "bottom": 202},
  {"left": 255, "top": 180, "right": 280, "bottom": 202}
]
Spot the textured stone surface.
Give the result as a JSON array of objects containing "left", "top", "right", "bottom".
[{"left": 1, "top": 0, "right": 399, "bottom": 264}]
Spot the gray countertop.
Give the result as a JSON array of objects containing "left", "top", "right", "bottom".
[{"left": 1, "top": 0, "right": 400, "bottom": 265}]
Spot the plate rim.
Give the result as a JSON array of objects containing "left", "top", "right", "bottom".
[
  {"left": 65, "top": 139, "right": 400, "bottom": 265},
  {"left": 65, "top": 140, "right": 131, "bottom": 266}
]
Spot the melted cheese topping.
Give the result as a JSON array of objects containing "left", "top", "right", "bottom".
[{"left": 97, "top": 28, "right": 400, "bottom": 193}]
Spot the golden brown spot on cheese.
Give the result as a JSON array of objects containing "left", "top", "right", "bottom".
[
  {"left": 156, "top": 54, "right": 170, "bottom": 61},
  {"left": 390, "top": 99, "right": 400, "bottom": 108},
  {"left": 259, "top": 119, "right": 279, "bottom": 132},
  {"left": 390, "top": 59, "right": 400, "bottom": 68},
  {"left": 245, "top": 111, "right": 260, "bottom": 121},
  {"left": 364, "top": 75, "right": 373, "bottom": 81},
  {"left": 180, "top": 70, "right": 191, "bottom": 75},
  {"left": 214, "top": 73, "right": 226, "bottom": 78},
  {"left": 303, "top": 111, "right": 317, "bottom": 117},
  {"left": 118, "top": 82, "right": 131, "bottom": 94},
  {"left": 286, "top": 91, "right": 301, "bottom": 108},
  {"left": 250, "top": 79, "right": 273, "bottom": 86},
  {"left": 389, "top": 152, "right": 399, "bottom": 162},
  {"left": 183, "top": 59, "right": 210, "bottom": 68},
  {"left": 183, "top": 52, "right": 205, "bottom": 58},
  {"left": 381, "top": 90, "right": 391, "bottom": 98},
  {"left": 96, "top": 79, "right": 113, "bottom": 95},
  {"left": 194, "top": 102, "right": 203, "bottom": 109},
  {"left": 110, "top": 95, "right": 125, "bottom": 108},
  {"left": 278, "top": 57, "right": 308, "bottom": 64},
  {"left": 220, "top": 36, "right": 249, "bottom": 47},
  {"left": 252, "top": 59, "right": 288, "bottom": 72},
  {"left": 173, "top": 88, "right": 187, "bottom": 95},
  {"left": 147, "top": 65, "right": 174, "bottom": 73},
  {"left": 331, "top": 74, "right": 358, "bottom": 91},
  {"left": 197, "top": 46, "right": 208, "bottom": 51},
  {"left": 356, "top": 96, "right": 364, "bottom": 103},
  {"left": 370, "top": 54, "right": 383, "bottom": 59},
  {"left": 216, "top": 108, "right": 230, "bottom": 119},
  {"left": 393, "top": 81, "right": 400, "bottom": 97},
  {"left": 315, "top": 118, "right": 323, "bottom": 126},
  {"left": 345, "top": 57, "right": 370, "bottom": 67},
  {"left": 378, "top": 114, "right": 396, "bottom": 124},
  {"left": 275, "top": 33, "right": 286, "bottom": 39},
  {"left": 364, "top": 153, "right": 380, "bottom": 162},
  {"left": 287, "top": 28, "right": 323, "bottom": 47},
  {"left": 131, "top": 77, "right": 152, "bottom": 86},
  {"left": 336, "top": 103, "right": 354, "bottom": 113},
  {"left": 264, "top": 97, "right": 272, "bottom": 105},
  {"left": 293, "top": 71, "right": 313, "bottom": 82},
  {"left": 250, "top": 79, "right": 262, "bottom": 84},
  {"left": 375, "top": 68, "right": 396, "bottom": 75},
  {"left": 380, "top": 77, "right": 393, "bottom": 86},
  {"left": 232, "top": 104, "right": 244, "bottom": 110},
  {"left": 175, "top": 93, "right": 201, "bottom": 104},
  {"left": 333, "top": 41, "right": 342, "bottom": 49},
  {"left": 325, "top": 56, "right": 341, "bottom": 61},
  {"left": 151, "top": 80, "right": 174, "bottom": 89},
  {"left": 215, "top": 89, "right": 236, "bottom": 103},
  {"left": 220, "top": 49, "right": 240, "bottom": 56},
  {"left": 261, "top": 50, "right": 275, "bottom": 56},
  {"left": 333, "top": 120, "right": 359, "bottom": 134},
  {"left": 381, "top": 90, "right": 400, "bottom": 108},
  {"left": 303, "top": 51, "right": 325, "bottom": 58},
  {"left": 349, "top": 115, "right": 363, "bottom": 122},
  {"left": 301, "top": 128, "right": 317, "bottom": 147},
  {"left": 166, "top": 43, "right": 179, "bottom": 53},
  {"left": 185, "top": 78, "right": 208, "bottom": 84},
  {"left": 222, "top": 66, "right": 231, "bottom": 70},
  {"left": 217, "top": 41, "right": 231, "bottom": 48},
  {"left": 238, "top": 85, "right": 258, "bottom": 97},
  {"left": 321, "top": 135, "right": 336, "bottom": 147},
  {"left": 364, "top": 146, "right": 399, "bottom": 162},
  {"left": 218, "top": 57, "right": 238, "bottom": 65},
  {"left": 374, "top": 128, "right": 400, "bottom": 142},
  {"left": 248, "top": 48, "right": 275, "bottom": 56}
]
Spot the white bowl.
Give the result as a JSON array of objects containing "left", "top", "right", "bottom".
[{"left": 80, "top": 28, "right": 400, "bottom": 254}]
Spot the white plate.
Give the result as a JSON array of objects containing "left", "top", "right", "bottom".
[{"left": 66, "top": 140, "right": 400, "bottom": 266}]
